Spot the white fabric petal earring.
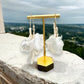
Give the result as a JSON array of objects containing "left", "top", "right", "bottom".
[
  {"left": 46, "top": 15, "right": 64, "bottom": 55},
  {"left": 20, "top": 17, "right": 43, "bottom": 64}
]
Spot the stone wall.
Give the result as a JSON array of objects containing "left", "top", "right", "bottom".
[{"left": 0, "top": 33, "right": 84, "bottom": 84}]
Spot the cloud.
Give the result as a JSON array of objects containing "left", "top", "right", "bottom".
[
  {"left": 59, "top": 6, "right": 79, "bottom": 10},
  {"left": 1, "top": 0, "right": 84, "bottom": 24}
]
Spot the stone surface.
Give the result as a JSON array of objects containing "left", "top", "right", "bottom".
[
  {"left": 0, "top": 33, "right": 84, "bottom": 84},
  {"left": 0, "top": 0, "right": 5, "bottom": 33}
]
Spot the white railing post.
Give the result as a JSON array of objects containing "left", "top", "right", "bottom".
[{"left": 0, "top": 0, "right": 5, "bottom": 34}]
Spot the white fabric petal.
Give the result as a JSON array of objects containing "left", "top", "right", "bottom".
[
  {"left": 20, "top": 37, "right": 34, "bottom": 53},
  {"left": 20, "top": 33, "right": 43, "bottom": 64},
  {"left": 46, "top": 35, "right": 64, "bottom": 55},
  {"left": 34, "top": 33, "right": 43, "bottom": 51}
]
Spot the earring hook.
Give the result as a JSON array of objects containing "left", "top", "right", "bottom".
[
  {"left": 30, "top": 18, "right": 31, "bottom": 28},
  {"left": 55, "top": 14, "right": 57, "bottom": 28}
]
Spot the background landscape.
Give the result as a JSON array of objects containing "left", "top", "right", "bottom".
[
  {"left": 5, "top": 23, "right": 84, "bottom": 59},
  {"left": 2, "top": 0, "right": 84, "bottom": 59}
]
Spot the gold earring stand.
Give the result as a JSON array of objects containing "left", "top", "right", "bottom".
[{"left": 27, "top": 14, "right": 60, "bottom": 72}]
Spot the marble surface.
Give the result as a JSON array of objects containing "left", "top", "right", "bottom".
[{"left": 0, "top": 33, "right": 84, "bottom": 84}]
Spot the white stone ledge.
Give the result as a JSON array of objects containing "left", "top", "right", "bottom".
[{"left": 0, "top": 33, "right": 84, "bottom": 84}]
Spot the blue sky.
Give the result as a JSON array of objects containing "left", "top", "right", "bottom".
[{"left": 1, "top": 0, "right": 84, "bottom": 24}]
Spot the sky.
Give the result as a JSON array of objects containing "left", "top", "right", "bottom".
[{"left": 1, "top": 0, "right": 84, "bottom": 24}]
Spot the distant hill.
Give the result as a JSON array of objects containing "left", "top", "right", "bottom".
[{"left": 4, "top": 23, "right": 84, "bottom": 45}]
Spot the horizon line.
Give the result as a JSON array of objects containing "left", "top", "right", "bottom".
[{"left": 4, "top": 22, "right": 84, "bottom": 25}]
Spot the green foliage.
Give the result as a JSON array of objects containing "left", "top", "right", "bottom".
[
  {"left": 12, "top": 32, "right": 29, "bottom": 37},
  {"left": 64, "top": 41, "right": 84, "bottom": 59}
]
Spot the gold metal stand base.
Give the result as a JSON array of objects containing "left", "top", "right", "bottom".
[{"left": 37, "top": 56, "right": 54, "bottom": 72}]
